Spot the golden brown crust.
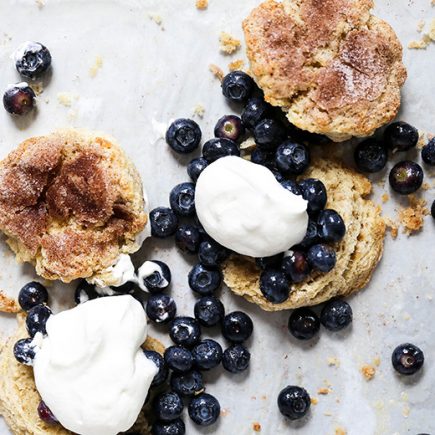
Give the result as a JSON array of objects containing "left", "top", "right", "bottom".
[{"left": 0, "top": 291, "right": 20, "bottom": 314}]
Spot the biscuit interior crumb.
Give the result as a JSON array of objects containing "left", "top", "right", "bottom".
[
  {"left": 193, "top": 104, "right": 205, "bottom": 118},
  {"left": 398, "top": 195, "right": 429, "bottom": 234},
  {"left": 335, "top": 427, "right": 347, "bottom": 435},
  {"left": 57, "top": 92, "right": 78, "bottom": 107},
  {"left": 89, "top": 56, "right": 103, "bottom": 78},
  {"left": 219, "top": 31, "right": 241, "bottom": 54},
  {"left": 196, "top": 0, "right": 208, "bottom": 10},
  {"left": 209, "top": 63, "right": 224, "bottom": 81},
  {"left": 381, "top": 193, "right": 389, "bottom": 203},
  {"left": 252, "top": 422, "right": 261, "bottom": 432},
  {"left": 361, "top": 364, "right": 376, "bottom": 381},
  {"left": 318, "top": 387, "right": 331, "bottom": 395}
]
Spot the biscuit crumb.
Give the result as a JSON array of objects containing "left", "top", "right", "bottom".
[
  {"left": 384, "top": 217, "right": 398, "bottom": 239},
  {"left": 252, "top": 422, "right": 261, "bottom": 432},
  {"left": 402, "top": 404, "right": 410, "bottom": 418},
  {"left": 361, "top": 364, "right": 376, "bottom": 381},
  {"left": 373, "top": 356, "right": 381, "bottom": 367},
  {"left": 148, "top": 13, "right": 163, "bottom": 26},
  {"left": 89, "top": 56, "right": 103, "bottom": 78},
  {"left": 35, "top": 0, "right": 45, "bottom": 8},
  {"left": 220, "top": 408, "right": 230, "bottom": 417},
  {"left": 311, "top": 397, "right": 319, "bottom": 405},
  {"left": 398, "top": 195, "right": 429, "bottom": 235},
  {"left": 417, "top": 19, "right": 426, "bottom": 32},
  {"left": 324, "top": 411, "right": 333, "bottom": 417},
  {"left": 0, "top": 290, "right": 20, "bottom": 313},
  {"left": 327, "top": 357, "right": 340, "bottom": 367},
  {"left": 417, "top": 133, "right": 427, "bottom": 149},
  {"left": 196, "top": 0, "right": 208, "bottom": 9},
  {"left": 229, "top": 59, "right": 245, "bottom": 71},
  {"left": 429, "top": 19, "right": 435, "bottom": 40},
  {"left": 408, "top": 34, "right": 431, "bottom": 49},
  {"left": 240, "top": 137, "right": 256, "bottom": 152},
  {"left": 192, "top": 104, "right": 205, "bottom": 118},
  {"left": 381, "top": 193, "right": 389, "bottom": 203},
  {"left": 219, "top": 32, "right": 241, "bottom": 54},
  {"left": 318, "top": 387, "right": 331, "bottom": 395},
  {"left": 30, "top": 82, "right": 44, "bottom": 96},
  {"left": 209, "top": 64, "right": 224, "bottom": 81},
  {"left": 57, "top": 92, "right": 78, "bottom": 107},
  {"left": 422, "top": 182, "right": 430, "bottom": 190},
  {"left": 335, "top": 428, "right": 347, "bottom": 435}
]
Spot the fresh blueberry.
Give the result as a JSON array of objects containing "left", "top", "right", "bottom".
[
  {"left": 146, "top": 294, "right": 177, "bottom": 324},
  {"left": 13, "top": 338, "right": 37, "bottom": 365},
  {"left": 299, "top": 219, "right": 320, "bottom": 249},
  {"left": 280, "top": 180, "right": 302, "bottom": 197},
  {"left": 317, "top": 209, "right": 346, "bottom": 243},
  {"left": 320, "top": 300, "right": 353, "bottom": 331},
  {"left": 259, "top": 269, "right": 290, "bottom": 304},
  {"left": 188, "top": 393, "right": 221, "bottom": 426},
  {"left": 421, "top": 138, "right": 435, "bottom": 166},
  {"left": 389, "top": 161, "right": 424, "bottom": 195},
  {"left": 154, "top": 392, "right": 184, "bottom": 422},
  {"left": 18, "top": 281, "right": 48, "bottom": 311},
  {"left": 110, "top": 280, "right": 135, "bottom": 294},
  {"left": 275, "top": 141, "right": 310, "bottom": 175},
  {"left": 143, "top": 350, "right": 168, "bottom": 387},
  {"left": 222, "top": 311, "right": 253, "bottom": 343},
  {"left": 187, "top": 157, "right": 208, "bottom": 183},
  {"left": 241, "top": 98, "right": 271, "bottom": 130},
  {"left": 288, "top": 308, "right": 320, "bottom": 340},
  {"left": 277, "top": 386, "right": 311, "bottom": 420},
  {"left": 150, "top": 207, "right": 178, "bottom": 238},
  {"left": 202, "top": 138, "right": 240, "bottom": 162},
  {"left": 392, "top": 343, "right": 424, "bottom": 375},
  {"left": 222, "top": 344, "right": 251, "bottom": 373},
  {"left": 194, "top": 296, "right": 225, "bottom": 327},
  {"left": 255, "top": 253, "right": 283, "bottom": 270},
  {"left": 298, "top": 178, "right": 327, "bottom": 215},
  {"left": 170, "top": 370, "right": 204, "bottom": 397},
  {"left": 15, "top": 42, "right": 52, "bottom": 79},
  {"left": 221, "top": 71, "right": 255, "bottom": 103},
  {"left": 281, "top": 251, "right": 311, "bottom": 283},
  {"left": 26, "top": 304, "right": 51, "bottom": 337},
  {"left": 253, "top": 118, "right": 286, "bottom": 150},
  {"left": 271, "top": 169, "right": 285, "bottom": 182},
  {"left": 384, "top": 121, "right": 419, "bottom": 152},
  {"left": 175, "top": 225, "right": 201, "bottom": 254},
  {"left": 214, "top": 115, "right": 246, "bottom": 142},
  {"left": 192, "top": 339, "right": 223, "bottom": 370},
  {"left": 152, "top": 419, "right": 185, "bottom": 435},
  {"left": 166, "top": 119, "right": 201, "bottom": 154},
  {"left": 164, "top": 346, "right": 194, "bottom": 373},
  {"left": 198, "top": 239, "right": 230, "bottom": 267},
  {"left": 170, "top": 317, "right": 201, "bottom": 347},
  {"left": 170, "top": 183, "right": 196, "bottom": 217},
  {"left": 188, "top": 264, "right": 222, "bottom": 296},
  {"left": 354, "top": 139, "right": 388, "bottom": 173},
  {"left": 140, "top": 261, "right": 172, "bottom": 292},
  {"left": 432, "top": 200, "right": 435, "bottom": 219},
  {"left": 37, "top": 401, "right": 58, "bottom": 424},
  {"left": 307, "top": 244, "right": 336, "bottom": 272},
  {"left": 3, "top": 83, "right": 35, "bottom": 115},
  {"left": 74, "top": 280, "right": 99, "bottom": 304},
  {"left": 251, "top": 147, "right": 273, "bottom": 166}
]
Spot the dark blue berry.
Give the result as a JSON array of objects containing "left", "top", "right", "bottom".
[
  {"left": 152, "top": 419, "right": 185, "bottom": 435},
  {"left": 37, "top": 401, "right": 58, "bottom": 424},
  {"left": 15, "top": 42, "right": 51, "bottom": 79},
  {"left": 13, "top": 338, "right": 36, "bottom": 365},
  {"left": 281, "top": 251, "right": 311, "bottom": 283},
  {"left": 140, "top": 261, "right": 171, "bottom": 292},
  {"left": 389, "top": 161, "right": 424, "bottom": 195},
  {"left": 253, "top": 118, "right": 286, "bottom": 150},
  {"left": 170, "top": 182, "right": 195, "bottom": 217},
  {"left": 170, "top": 317, "right": 201, "bottom": 347},
  {"left": 277, "top": 386, "right": 311, "bottom": 420},
  {"left": 170, "top": 370, "right": 204, "bottom": 397},
  {"left": 3, "top": 83, "right": 35, "bottom": 115},
  {"left": 431, "top": 200, "right": 435, "bottom": 219},
  {"left": 192, "top": 339, "right": 223, "bottom": 370},
  {"left": 150, "top": 207, "right": 178, "bottom": 238},
  {"left": 188, "top": 264, "right": 222, "bottom": 296},
  {"left": 214, "top": 115, "right": 246, "bottom": 142},
  {"left": 256, "top": 253, "right": 283, "bottom": 270},
  {"left": 143, "top": 350, "right": 168, "bottom": 387},
  {"left": 320, "top": 300, "right": 353, "bottom": 331},
  {"left": 288, "top": 308, "right": 320, "bottom": 340},
  {"left": 188, "top": 393, "right": 221, "bottom": 426},
  {"left": 110, "top": 280, "right": 135, "bottom": 294},
  {"left": 421, "top": 138, "right": 435, "bottom": 166},
  {"left": 222, "top": 311, "right": 253, "bottom": 343},
  {"left": 166, "top": 119, "right": 201, "bottom": 154},
  {"left": 251, "top": 147, "right": 273, "bottom": 166},
  {"left": 275, "top": 141, "right": 310, "bottom": 175},
  {"left": 187, "top": 157, "right": 208, "bottom": 183},
  {"left": 298, "top": 178, "right": 327, "bottom": 215},
  {"left": 259, "top": 269, "right": 290, "bottom": 304},
  {"left": 194, "top": 296, "right": 225, "bottom": 327},
  {"left": 222, "top": 344, "right": 250, "bottom": 373},
  {"left": 18, "top": 281, "right": 48, "bottom": 311},
  {"left": 271, "top": 169, "right": 285, "bottom": 182},
  {"left": 280, "top": 180, "right": 302, "bottom": 196},
  {"left": 221, "top": 71, "right": 255, "bottom": 103},
  {"left": 175, "top": 225, "right": 201, "bottom": 254},
  {"left": 198, "top": 239, "right": 230, "bottom": 267},
  {"left": 154, "top": 392, "right": 184, "bottom": 422},
  {"left": 164, "top": 346, "right": 193, "bottom": 373},
  {"left": 299, "top": 219, "right": 320, "bottom": 249},
  {"left": 384, "top": 121, "right": 419, "bottom": 152},
  {"left": 317, "top": 209, "right": 346, "bottom": 243},
  {"left": 146, "top": 294, "right": 177, "bottom": 324},
  {"left": 241, "top": 98, "right": 271, "bottom": 130},
  {"left": 354, "top": 139, "right": 388, "bottom": 173},
  {"left": 26, "top": 304, "right": 51, "bottom": 337},
  {"left": 202, "top": 138, "right": 240, "bottom": 162},
  {"left": 307, "top": 244, "right": 336, "bottom": 272},
  {"left": 392, "top": 343, "right": 424, "bottom": 375},
  {"left": 74, "top": 280, "right": 99, "bottom": 304}
]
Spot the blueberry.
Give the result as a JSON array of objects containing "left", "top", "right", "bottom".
[
  {"left": 143, "top": 350, "right": 168, "bottom": 387},
  {"left": 170, "top": 370, "right": 204, "bottom": 397},
  {"left": 194, "top": 296, "right": 225, "bottom": 327},
  {"left": 15, "top": 42, "right": 52, "bottom": 79},
  {"left": 384, "top": 121, "right": 419, "bottom": 152},
  {"left": 146, "top": 294, "right": 177, "bottom": 324},
  {"left": 37, "top": 401, "right": 58, "bottom": 424},
  {"left": 175, "top": 225, "right": 201, "bottom": 254},
  {"left": 74, "top": 280, "right": 99, "bottom": 304},
  {"left": 202, "top": 138, "right": 240, "bottom": 162},
  {"left": 188, "top": 264, "right": 222, "bottom": 296},
  {"left": 275, "top": 141, "right": 310, "bottom": 176},
  {"left": 288, "top": 308, "right": 320, "bottom": 340},
  {"left": 140, "top": 261, "right": 172, "bottom": 292},
  {"left": 192, "top": 339, "right": 223, "bottom": 370},
  {"left": 170, "top": 182, "right": 196, "bottom": 217},
  {"left": 259, "top": 269, "right": 290, "bottom": 304},
  {"left": 271, "top": 169, "right": 285, "bottom": 182},
  {"left": 432, "top": 200, "right": 435, "bottom": 219},
  {"left": 13, "top": 338, "right": 37, "bottom": 365},
  {"left": 164, "top": 346, "right": 194, "bottom": 373},
  {"left": 255, "top": 253, "right": 283, "bottom": 270},
  {"left": 307, "top": 244, "right": 336, "bottom": 272},
  {"left": 110, "top": 280, "right": 135, "bottom": 294},
  {"left": 389, "top": 161, "right": 424, "bottom": 195},
  {"left": 170, "top": 317, "right": 201, "bottom": 347},
  {"left": 18, "top": 281, "right": 48, "bottom": 311},
  {"left": 421, "top": 138, "right": 435, "bottom": 166},
  {"left": 222, "top": 311, "right": 253, "bottom": 343},
  {"left": 152, "top": 419, "right": 186, "bottom": 435},
  {"left": 154, "top": 392, "right": 184, "bottom": 422},
  {"left": 26, "top": 304, "right": 52, "bottom": 337},
  {"left": 281, "top": 251, "right": 311, "bottom": 283},
  {"left": 3, "top": 83, "right": 35, "bottom": 115},
  {"left": 241, "top": 98, "right": 271, "bottom": 130},
  {"left": 277, "top": 386, "right": 311, "bottom": 420},
  {"left": 222, "top": 344, "right": 251, "bottom": 373},
  {"left": 166, "top": 119, "right": 201, "bottom": 154},
  {"left": 299, "top": 219, "right": 320, "bottom": 249},
  {"left": 214, "top": 115, "right": 246, "bottom": 142},
  {"left": 320, "top": 300, "right": 353, "bottom": 331},
  {"left": 354, "top": 139, "right": 388, "bottom": 173},
  {"left": 221, "top": 71, "right": 255, "bottom": 103},
  {"left": 188, "top": 393, "right": 221, "bottom": 426},
  {"left": 253, "top": 119, "right": 286, "bottom": 150},
  {"left": 198, "top": 239, "right": 230, "bottom": 267},
  {"left": 187, "top": 157, "right": 208, "bottom": 183},
  {"left": 317, "top": 209, "right": 346, "bottom": 243},
  {"left": 298, "top": 178, "right": 327, "bottom": 215},
  {"left": 150, "top": 207, "right": 178, "bottom": 238},
  {"left": 280, "top": 180, "right": 302, "bottom": 197},
  {"left": 251, "top": 147, "right": 273, "bottom": 166},
  {"left": 392, "top": 343, "right": 424, "bottom": 375}
]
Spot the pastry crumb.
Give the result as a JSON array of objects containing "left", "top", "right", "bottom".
[
  {"left": 30, "top": 82, "right": 44, "bottom": 96},
  {"left": 422, "top": 182, "right": 430, "bottom": 190},
  {"left": 35, "top": 0, "right": 45, "bottom": 8},
  {"left": 408, "top": 34, "right": 431, "bottom": 49},
  {"left": 192, "top": 104, "right": 205, "bottom": 118},
  {"left": 311, "top": 397, "right": 319, "bottom": 405},
  {"left": 373, "top": 356, "right": 381, "bottom": 367},
  {"left": 196, "top": 0, "right": 208, "bottom": 10},
  {"left": 228, "top": 59, "right": 245, "bottom": 71},
  {"left": 318, "top": 387, "right": 331, "bottom": 395},
  {"left": 327, "top": 357, "right": 340, "bottom": 367},
  {"left": 417, "top": 133, "right": 427, "bottom": 149},
  {"left": 335, "top": 428, "right": 347, "bottom": 435},
  {"left": 89, "top": 56, "right": 103, "bottom": 78},
  {"left": 240, "top": 137, "right": 256, "bottom": 152},
  {"left": 417, "top": 19, "right": 426, "bottom": 32},
  {"left": 220, "top": 408, "right": 230, "bottom": 417},
  {"left": 361, "top": 364, "right": 376, "bottom": 381},
  {"left": 384, "top": 217, "right": 398, "bottom": 239},
  {"left": 381, "top": 193, "right": 389, "bottom": 203},
  {"left": 398, "top": 195, "right": 429, "bottom": 235},
  {"left": 252, "top": 422, "right": 261, "bottom": 432},
  {"left": 57, "top": 92, "right": 78, "bottom": 107},
  {"left": 219, "top": 32, "right": 241, "bottom": 54},
  {"left": 148, "top": 13, "right": 163, "bottom": 26},
  {"left": 209, "top": 63, "right": 224, "bottom": 81}
]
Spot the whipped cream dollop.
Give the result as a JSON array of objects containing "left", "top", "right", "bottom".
[
  {"left": 33, "top": 295, "right": 157, "bottom": 435},
  {"left": 88, "top": 254, "right": 136, "bottom": 289},
  {"left": 195, "top": 156, "right": 309, "bottom": 257}
]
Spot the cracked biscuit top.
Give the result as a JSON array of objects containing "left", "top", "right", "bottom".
[
  {"left": 0, "top": 130, "right": 147, "bottom": 283},
  {"left": 243, "top": 0, "right": 407, "bottom": 141}
]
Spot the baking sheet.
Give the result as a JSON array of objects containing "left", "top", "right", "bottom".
[{"left": 0, "top": 0, "right": 434, "bottom": 434}]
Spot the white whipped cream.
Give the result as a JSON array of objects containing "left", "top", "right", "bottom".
[
  {"left": 88, "top": 254, "right": 136, "bottom": 288},
  {"left": 195, "top": 156, "right": 309, "bottom": 257},
  {"left": 137, "top": 261, "right": 168, "bottom": 292},
  {"left": 33, "top": 295, "right": 157, "bottom": 435}
]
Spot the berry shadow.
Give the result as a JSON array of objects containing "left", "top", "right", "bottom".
[{"left": 10, "top": 106, "right": 39, "bottom": 130}]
